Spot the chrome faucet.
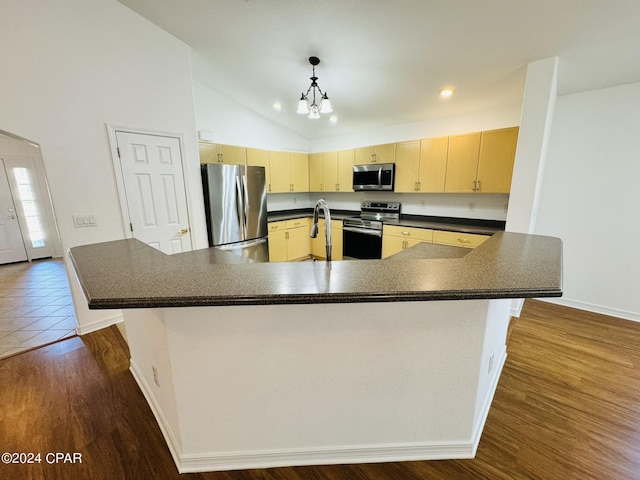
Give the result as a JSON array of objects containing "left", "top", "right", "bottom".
[{"left": 310, "top": 198, "right": 332, "bottom": 261}]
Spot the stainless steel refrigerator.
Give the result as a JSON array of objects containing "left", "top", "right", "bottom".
[{"left": 201, "top": 163, "right": 269, "bottom": 262}]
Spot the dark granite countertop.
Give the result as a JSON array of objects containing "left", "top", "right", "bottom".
[
  {"left": 268, "top": 209, "right": 504, "bottom": 235},
  {"left": 68, "top": 231, "right": 562, "bottom": 309}
]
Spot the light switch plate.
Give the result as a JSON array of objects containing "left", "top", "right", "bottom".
[{"left": 73, "top": 214, "right": 97, "bottom": 228}]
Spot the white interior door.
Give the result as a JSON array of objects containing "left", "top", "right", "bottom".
[
  {"left": 115, "top": 131, "right": 192, "bottom": 254},
  {"left": 0, "top": 159, "right": 28, "bottom": 264}
]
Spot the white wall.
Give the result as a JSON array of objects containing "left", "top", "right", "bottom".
[
  {"left": 0, "top": 0, "right": 203, "bottom": 330},
  {"left": 535, "top": 82, "right": 640, "bottom": 321},
  {"left": 191, "top": 52, "right": 310, "bottom": 152}
]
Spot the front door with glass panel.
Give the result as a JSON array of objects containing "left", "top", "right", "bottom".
[
  {"left": 0, "top": 159, "right": 28, "bottom": 264},
  {"left": 0, "top": 156, "right": 56, "bottom": 262}
]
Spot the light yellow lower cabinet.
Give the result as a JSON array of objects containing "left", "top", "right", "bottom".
[
  {"left": 310, "top": 220, "right": 343, "bottom": 260},
  {"left": 267, "top": 230, "right": 288, "bottom": 262},
  {"left": 286, "top": 225, "right": 311, "bottom": 261},
  {"left": 381, "top": 226, "right": 433, "bottom": 258},
  {"left": 432, "top": 230, "right": 489, "bottom": 248},
  {"left": 268, "top": 218, "right": 311, "bottom": 262}
]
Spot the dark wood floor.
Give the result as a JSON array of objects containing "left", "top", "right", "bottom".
[{"left": 2, "top": 299, "right": 640, "bottom": 479}]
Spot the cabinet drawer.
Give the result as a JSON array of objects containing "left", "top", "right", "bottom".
[
  {"left": 286, "top": 218, "right": 310, "bottom": 229},
  {"left": 432, "top": 230, "right": 489, "bottom": 248},
  {"left": 268, "top": 221, "right": 287, "bottom": 232},
  {"left": 383, "top": 225, "right": 433, "bottom": 242}
]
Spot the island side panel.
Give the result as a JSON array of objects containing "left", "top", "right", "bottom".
[
  {"left": 127, "top": 299, "right": 511, "bottom": 472},
  {"left": 122, "top": 308, "right": 184, "bottom": 463}
]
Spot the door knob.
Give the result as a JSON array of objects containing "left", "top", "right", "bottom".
[{"left": 180, "top": 228, "right": 189, "bottom": 235}]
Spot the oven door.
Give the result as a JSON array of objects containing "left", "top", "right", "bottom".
[{"left": 343, "top": 226, "right": 383, "bottom": 259}]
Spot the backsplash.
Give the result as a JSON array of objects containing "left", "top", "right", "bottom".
[{"left": 267, "top": 192, "right": 509, "bottom": 221}]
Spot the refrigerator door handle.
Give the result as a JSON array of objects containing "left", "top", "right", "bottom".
[
  {"left": 235, "top": 176, "right": 247, "bottom": 238},
  {"left": 242, "top": 174, "right": 251, "bottom": 238}
]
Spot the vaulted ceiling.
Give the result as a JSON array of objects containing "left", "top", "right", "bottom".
[{"left": 119, "top": 0, "right": 640, "bottom": 140}]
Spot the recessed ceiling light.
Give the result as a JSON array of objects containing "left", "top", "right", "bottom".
[
  {"left": 439, "top": 87, "right": 455, "bottom": 98},
  {"left": 329, "top": 116, "right": 338, "bottom": 124},
  {"left": 272, "top": 102, "right": 282, "bottom": 111}
]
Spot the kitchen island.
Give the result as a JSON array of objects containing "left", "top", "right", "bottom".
[{"left": 69, "top": 232, "right": 561, "bottom": 473}]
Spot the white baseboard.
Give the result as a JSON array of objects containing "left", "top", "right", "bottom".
[
  {"left": 128, "top": 357, "right": 502, "bottom": 474},
  {"left": 177, "top": 439, "right": 477, "bottom": 474},
  {"left": 540, "top": 298, "right": 640, "bottom": 323},
  {"left": 75, "top": 312, "right": 123, "bottom": 335}
]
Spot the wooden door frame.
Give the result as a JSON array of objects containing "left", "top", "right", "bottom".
[{"left": 106, "top": 124, "right": 193, "bottom": 244}]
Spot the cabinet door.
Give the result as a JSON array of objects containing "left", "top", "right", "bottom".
[
  {"left": 198, "top": 142, "right": 219, "bottom": 164},
  {"left": 322, "top": 151, "right": 338, "bottom": 191},
  {"left": 444, "top": 133, "right": 481, "bottom": 193},
  {"left": 287, "top": 226, "right": 311, "bottom": 260},
  {"left": 268, "top": 230, "right": 288, "bottom": 262},
  {"left": 330, "top": 222, "right": 343, "bottom": 260},
  {"left": 477, "top": 127, "right": 518, "bottom": 193},
  {"left": 394, "top": 140, "right": 420, "bottom": 192},
  {"left": 219, "top": 145, "right": 246, "bottom": 165},
  {"left": 309, "top": 153, "right": 323, "bottom": 192},
  {"left": 419, "top": 136, "right": 448, "bottom": 192},
  {"left": 269, "top": 151, "right": 291, "bottom": 193},
  {"left": 354, "top": 146, "right": 376, "bottom": 164},
  {"left": 310, "top": 220, "right": 326, "bottom": 258},
  {"left": 290, "top": 152, "right": 309, "bottom": 192},
  {"left": 382, "top": 235, "right": 406, "bottom": 258},
  {"left": 247, "top": 148, "right": 271, "bottom": 192},
  {"left": 337, "top": 149, "right": 354, "bottom": 191},
  {"left": 373, "top": 143, "right": 397, "bottom": 164}
]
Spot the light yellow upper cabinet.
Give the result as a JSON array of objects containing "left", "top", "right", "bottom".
[
  {"left": 374, "top": 143, "right": 396, "bottom": 164},
  {"left": 337, "top": 149, "right": 354, "bottom": 192},
  {"left": 269, "top": 151, "right": 291, "bottom": 193},
  {"left": 419, "top": 136, "right": 448, "bottom": 193},
  {"left": 354, "top": 143, "right": 396, "bottom": 164},
  {"left": 247, "top": 147, "right": 271, "bottom": 191},
  {"left": 394, "top": 140, "right": 421, "bottom": 192},
  {"left": 199, "top": 143, "right": 246, "bottom": 165},
  {"left": 198, "top": 142, "right": 218, "bottom": 164},
  {"left": 355, "top": 146, "right": 376, "bottom": 164},
  {"left": 290, "top": 152, "right": 309, "bottom": 192},
  {"left": 476, "top": 127, "right": 519, "bottom": 193},
  {"left": 322, "top": 151, "right": 338, "bottom": 192},
  {"left": 309, "top": 153, "right": 323, "bottom": 192},
  {"left": 219, "top": 145, "right": 246, "bottom": 165},
  {"left": 309, "top": 150, "right": 349, "bottom": 192},
  {"left": 444, "top": 133, "right": 482, "bottom": 193}
]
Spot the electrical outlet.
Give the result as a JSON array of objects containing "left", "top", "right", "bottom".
[
  {"left": 152, "top": 364, "right": 160, "bottom": 387},
  {"left": 488, "top": 353, "right": 495, "bottom": 374},
  {"left": 468, "top": 202, "right": 475, "bottom": 212},
  {"left": 420, "top": 200, "right": 427, "bottom": 209}
]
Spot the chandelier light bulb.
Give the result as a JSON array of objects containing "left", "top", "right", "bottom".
[{"left": 308, "top": 106, "right": 321, "bottom": 119}]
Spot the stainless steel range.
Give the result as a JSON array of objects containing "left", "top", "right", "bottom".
[{"left": 342, "top": 201, "right": 400, "bottom": 259}]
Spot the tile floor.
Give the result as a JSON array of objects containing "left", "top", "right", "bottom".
[{"left": 0, "top": 258, "right": 77, "bottom": 359}]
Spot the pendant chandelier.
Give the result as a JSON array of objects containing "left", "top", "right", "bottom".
[{"left": 296, "top": 56, "right": 332, "bottom": 119}]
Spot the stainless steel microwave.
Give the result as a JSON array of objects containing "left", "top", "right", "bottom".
[{"left": 352, "top": 163, "right": 395, "bottom": 191}]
